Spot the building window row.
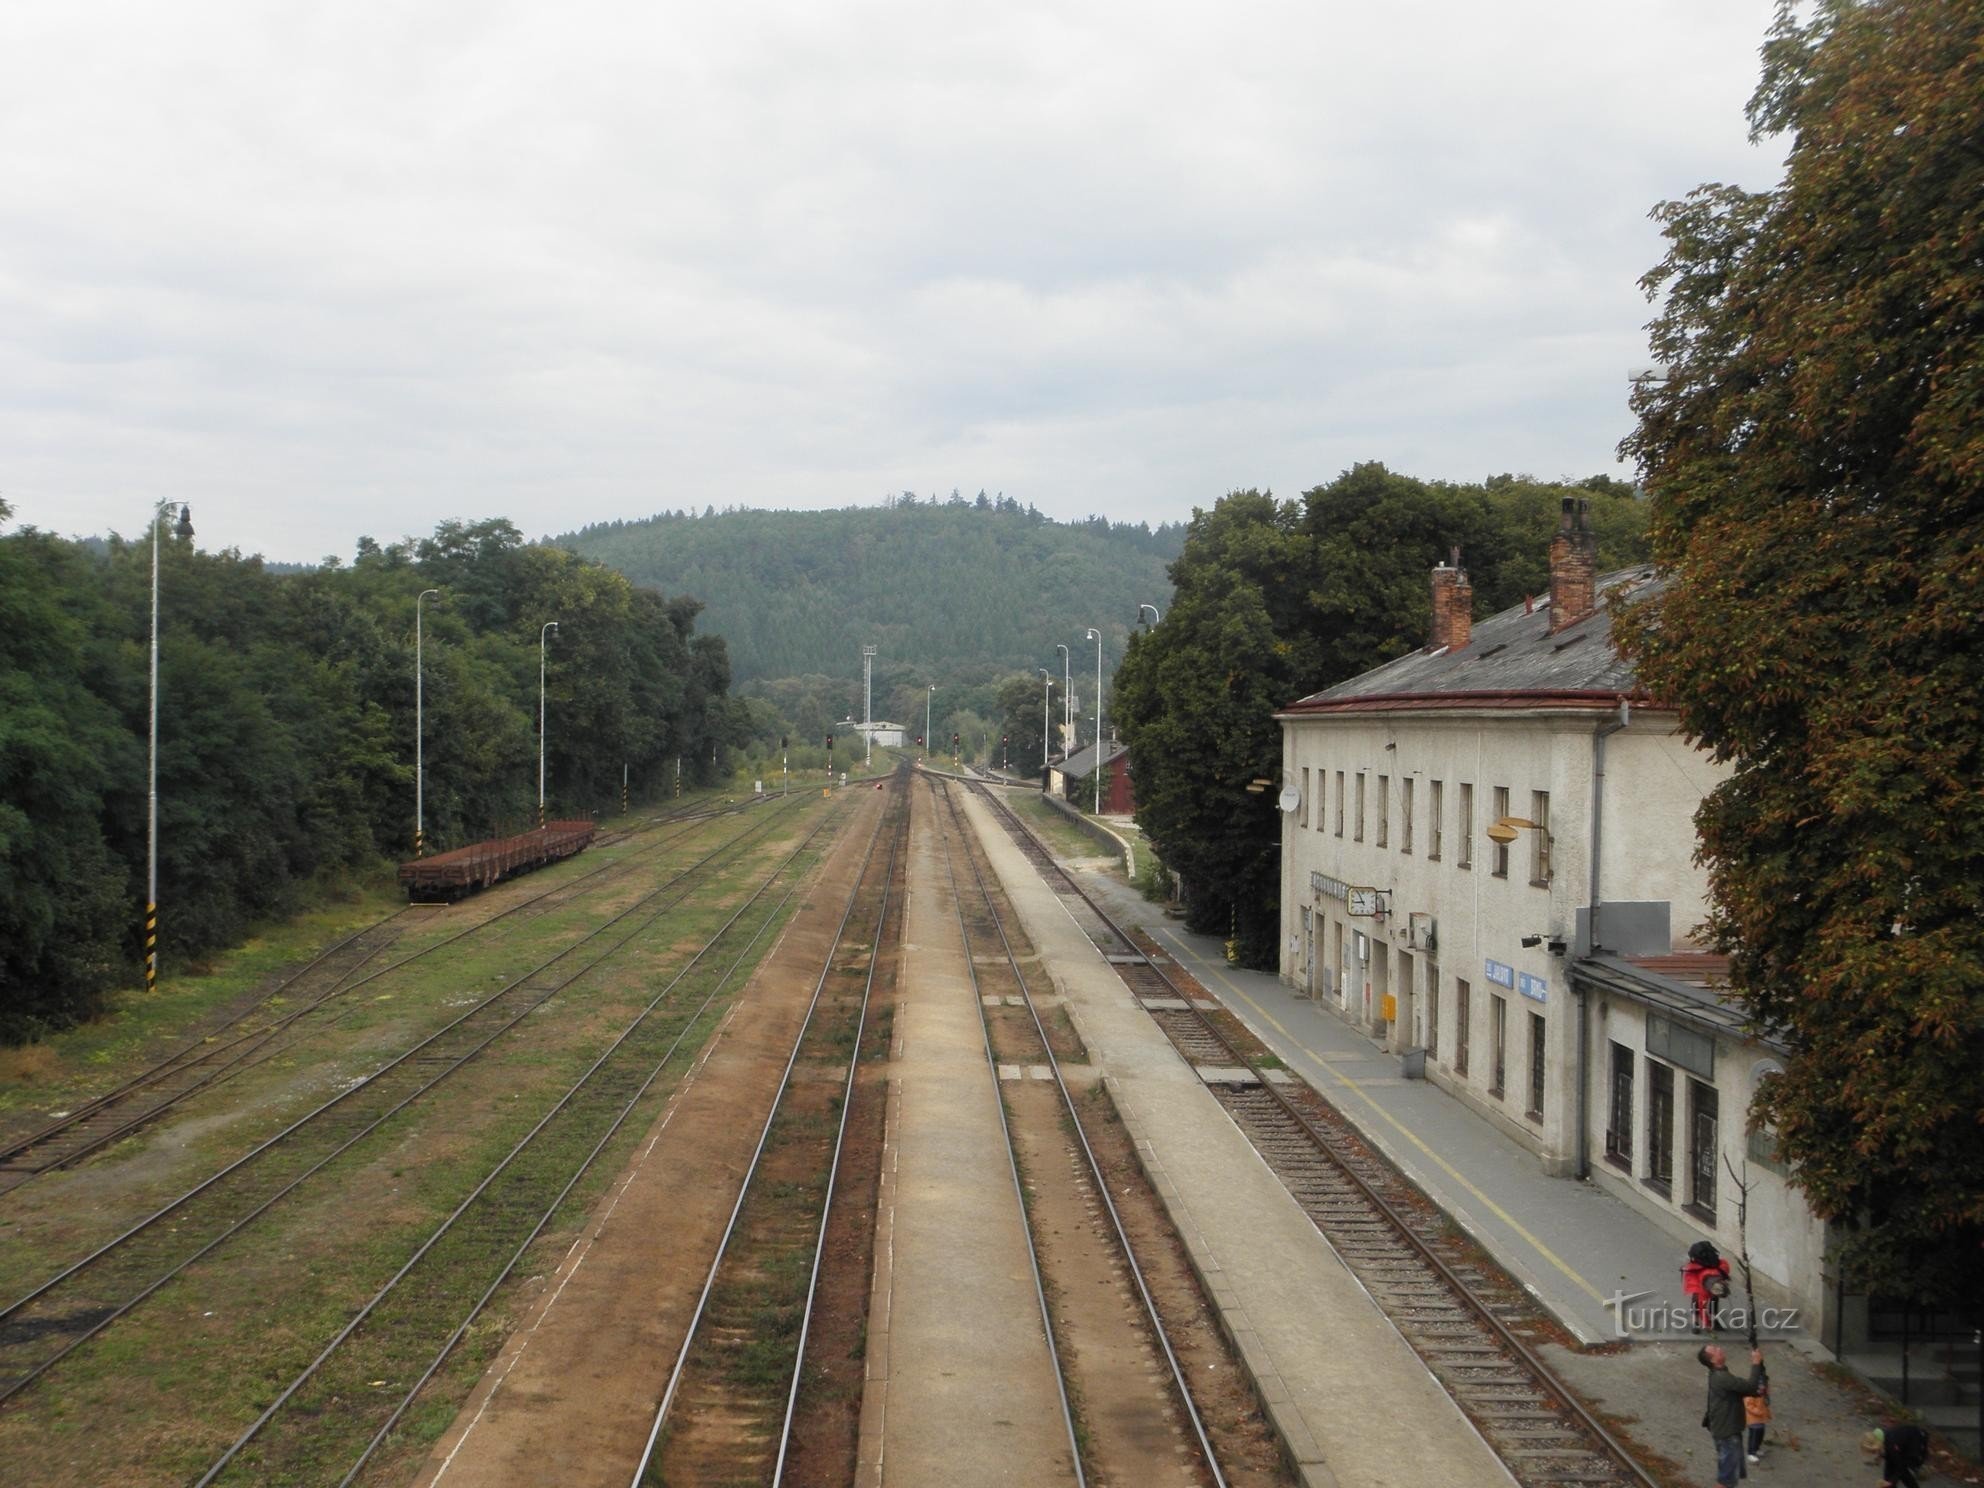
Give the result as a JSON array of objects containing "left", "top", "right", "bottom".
[
  {"left": 1299, "top": 768, "right": 1546, "bottom": 885},
  {"left": 1606, "top": 1039, "right": 1719, "bottom": 1222}
]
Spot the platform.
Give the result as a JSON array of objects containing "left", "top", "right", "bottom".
[
  {"left": 856, "top": 793, "right": 1076, "bottom": 1488},
  {"left": 962, "top": 790, "right": 1512, "bottom": 1488}
]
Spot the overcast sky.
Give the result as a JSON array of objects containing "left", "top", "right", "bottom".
[{"left": 2, "top": 2, "right": 1785, "bottom": 563}]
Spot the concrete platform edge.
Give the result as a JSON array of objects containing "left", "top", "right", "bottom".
[{"left": 1118, "top": 1102, "right": 1342, "bottom": 1488}]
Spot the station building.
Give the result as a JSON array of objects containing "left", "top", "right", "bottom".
[{"left": 1275, "top": 500, "right": 1836, "bottom": 1343}]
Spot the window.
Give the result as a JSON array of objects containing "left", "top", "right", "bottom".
[
  {"left": 1454, "top": 979, "right": 1471, "bottom": 1076},
  {"left": 1457, "top": 783, "right": 1473, "bottom": 868},
  {"left": 1530, "top": 789, "right": 1552, "bottom": 885},
  {"left": 1429, "top": 780, "right": 1443, "bottom": 860},
  {"left": 1401, "top": 777, "right": 1414, "bottom": 853},
  {"left": 1299, "top": 767, "right": 1310, "bottom": 828},
  {"left": 1335, "top": 771, "right": 1345, "bottom": 837},
  {"left": 1527, "top": 1012, "right": 1546, "bottom": 1121},
  {"left": 1647, "top": 1061, "right": 1675, "bottom": 1193},
  {"left": 1354, "top": 773, "right": 1366, "bottom": 841},
  {"left": 1688, "top": 1080, "right": 1719, "bottom": 1220},
  {"left": 1605, "top": 1042, "right": 1635, "bottom": 1168},
  {"left": 1489, "top": 994, "right": 1507, "bottom": 1097},
  {"left": 1376, "top": 774, "right": 1388, "bottom": 846},
  {"left": 1491, "top": 786, "right": 1511, "bottom": 877}
]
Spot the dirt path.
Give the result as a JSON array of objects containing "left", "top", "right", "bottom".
[{"left": 407, "top": 787, "right": 884, "bottom": 1488}]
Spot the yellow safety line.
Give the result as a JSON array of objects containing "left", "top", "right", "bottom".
[{"left": 1154, "top": 927, "right": 1609, "bottom": 1308}]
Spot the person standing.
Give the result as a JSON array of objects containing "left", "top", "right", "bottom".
[
  {"left": 1698, "top": 1343, "right": 1766, "bottom": 1488},
  {"left": 1862, "top": 1423, "right": 1931, "bottom": 1488},
  {"left": 1744, "top": 1371, "right": 1771, "bottom": 1462}
]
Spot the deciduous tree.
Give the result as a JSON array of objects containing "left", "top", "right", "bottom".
[{"left": 1616, "top": 0, "right": 1984, "bottom": 1302}]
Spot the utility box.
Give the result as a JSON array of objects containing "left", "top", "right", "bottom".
[{"left": 1401, "top": 1047, "right": 1427, "bottom": 1080}]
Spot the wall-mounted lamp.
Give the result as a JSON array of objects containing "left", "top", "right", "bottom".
[
  {"left": 1486, "top": 815, "right": 1542, "bottom": 845},
  {"left": 1520, "top": 934, "right": 1543, "bottom": 948}
]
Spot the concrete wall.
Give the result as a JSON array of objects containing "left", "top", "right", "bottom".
[
  {"left": 1585, "top": 995, "right": 1832, "bottom": 1340},
  {"left": 1279, "top": 707, "right": 1727, "bottom": 1174}
]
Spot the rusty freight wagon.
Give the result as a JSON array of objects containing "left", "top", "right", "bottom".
[{"left": 397, "top": 821, "right": 597, "bottom": 902}]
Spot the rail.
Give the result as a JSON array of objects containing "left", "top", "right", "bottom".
[{"left": 967, "top": 780, "right": 1663, "bottom": 1488}]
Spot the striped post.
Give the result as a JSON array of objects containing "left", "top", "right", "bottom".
[{"left": 145, "top": 901, "right": 158, "bottom": 994}]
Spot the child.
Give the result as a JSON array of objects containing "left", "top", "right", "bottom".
[{"left": 1744, "top": 1372, "right": 1770, "bottom": 1462}]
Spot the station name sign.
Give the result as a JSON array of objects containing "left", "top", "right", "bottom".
[{"left": 1486, "top": 959, "right": 1547, "bottom": 1003}]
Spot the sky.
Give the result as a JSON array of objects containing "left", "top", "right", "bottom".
[{"left": 1, "top": 1, "right": 1787, "bottom": 564}]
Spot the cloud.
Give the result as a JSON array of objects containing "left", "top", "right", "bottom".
[{"left": 1, "top": 0, "right": 1782, "bottom": 559}]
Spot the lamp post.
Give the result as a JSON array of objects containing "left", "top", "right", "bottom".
[
  {"left": 146, "top": 501, "right": 194, "bottom": 996},
  {"left": 1039, "top": 668, "right": 1052, "bottom": 770},
  {"left": 1055, "top": 643, "right": 1071, "bottom": 755},
  {"left": 925, "top": 685, "right": 935, "bottom": 760},
  {"left": 1138, "top": 604, "right": 1161, "bottom": 627},
  {"left": 415, "top": 588, "right": 441, "bottom": 857},
  {"left": 538, "top": 621, "right": 560, "bottom": 827},
  {"left": 1084, "top": 627, "right": 1103, "bottom": 813}
]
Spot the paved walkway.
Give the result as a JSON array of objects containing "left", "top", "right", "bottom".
[
  {"left": 1075, "top": 867, "right": 1706, "bottom": 1348},
  {"left": 856, "top": 782, "right": 1076, "bottom": 1488},
  {"left": 963, "top": 790, "right": 1511, "bottom": 1488},
  {"left": 1067, "top": 857, "right": 1966, "bottom": 1484}
]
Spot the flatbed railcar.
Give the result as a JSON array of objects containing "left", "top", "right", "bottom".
[{"left": 397, "top": 821, "right": 596, "bottom": 903}]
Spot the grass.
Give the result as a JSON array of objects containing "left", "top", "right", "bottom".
[{"left": 0, "top": 795, "right": 842, "bottom": 1487}]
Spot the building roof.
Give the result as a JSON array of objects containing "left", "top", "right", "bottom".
[
  {"left": 1572, "top": 951, "right": 1788, "bottom": 1054},
  {"left": 1060, "top": 739, "right": 1128, "bottom": 776},
  {"left": 1280, "top": 567, "right": 1665, "bottom": 717}
]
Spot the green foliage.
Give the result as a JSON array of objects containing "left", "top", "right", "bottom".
[
  {"left": 0, "top": 514, "right": 742, "bottom": 1040},
  {"left": 560, "top": 497, "right": 1183, "bottom": 684},
  {"left": 1117, "top": 472, "right": 1647, "bottom": 969},
  {"left": 1615, "top": 0, "right": 1984, "bottom": 1302}
]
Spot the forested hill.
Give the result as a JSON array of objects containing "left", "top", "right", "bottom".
[{"left": 559, "top": 497, "right": 1183, "bottom": 683}]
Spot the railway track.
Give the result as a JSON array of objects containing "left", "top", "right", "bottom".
[
  {"left": 967, "top": 781, "right": 1663, "bottom": 1488},
  {"left": 0, "top": 793, "right": 830, "bottom": 1409},
  {"left": 629, "top": 773, "right": 907, "bottom": 1487},
  {"left": 0, "top": 797, "right": 780, "bottom": 1193},
  {"left": 193, "top": 797, "right": 865, "bottom": 1486},
  {"left": 932, "top": 777, "right": 1223, "bottom": 1488}
]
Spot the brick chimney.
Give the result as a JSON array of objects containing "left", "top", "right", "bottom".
[
  {"left": 1427, "top": 547, "right": 1473, "bottom": 653},
  {"left": 1547, "top": 498, "right": 1597, "bottom": 634}
]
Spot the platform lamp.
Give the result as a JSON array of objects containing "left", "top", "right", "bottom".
[
  {"left": 538, "top": 620, "right": 560, "bottom": 828},
  {"left": 1138, "top": 603, "right": 1161, "bottom": 627},
  {"left": 146, "top": 500, "right": 194, "bottom": 996},
  {"left": 415, "top": 588, "right": 442, "bottom": 857}
]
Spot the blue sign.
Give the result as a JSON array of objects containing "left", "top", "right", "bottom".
[
  {"left": 1518, "top": 972, "right": 1549, "bottom": 1004},
  {"left": 1484, "top": 959, "right": 1515, "bottom": 989}
]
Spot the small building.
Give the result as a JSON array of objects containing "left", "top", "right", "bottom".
[
  {"left": 851, "top": 721, "right": 906, "bottom": 749},
  {"left": 1053, "top": 739, "right": 1135, "bottom": 815}
]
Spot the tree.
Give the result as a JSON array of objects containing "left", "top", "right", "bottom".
[
  {"left": 1615, "top": 0, "right": 1984, "bottom": 1303},
  {"left": 1115, "top": 493, "right": 1314, "bottom": 964}
]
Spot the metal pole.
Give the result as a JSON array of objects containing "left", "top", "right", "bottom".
[
  {"left": 926, "top": 685, "right": 934, "bottom": 758},
  {"left": 1056, "top": 644, "right": 1070, "bottom": 756},
  {"left": 539, "top": 620, "right": 559, "bottom": 827},
  {"left": 1087, "top": 628, "right": 1103, "bottom": 813},
  {"left": 1041, "top": 669, "right": 1051, "bottom": 769},
  {"left": 146, "top": 509, "right": 161, "bottom": 996},
  {"left": 144, "top": 503, "right": 193, "bottom": 994},
  {"left": 416, "top": 588, "right": 439, "bottom": 856}
]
